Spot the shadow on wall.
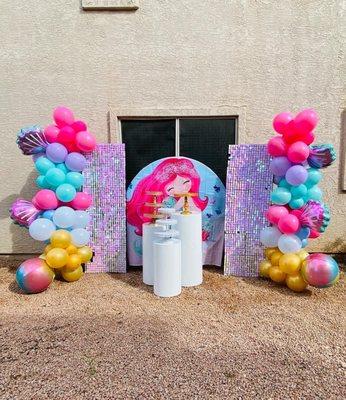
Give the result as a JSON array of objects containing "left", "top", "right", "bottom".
[
  {"left": 339, "top": 109, "right": 346, "bottom": 193},
  {"left": 0, "top": 169, "right": 42, "bottom": 254}
]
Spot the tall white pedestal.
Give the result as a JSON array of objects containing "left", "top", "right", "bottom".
[
  {"left": 174, "top": 211, "right": 203, "bottom": 287},
  {"left": 154, "top": 238, "right": 181, "bottom": 297},
  {"left": 142, "top": 223, "right": 159, "bottom": 285}
]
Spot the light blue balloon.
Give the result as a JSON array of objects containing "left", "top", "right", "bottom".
[
  {"left": 271, "top": 187, "right": 291, "bottom": 205},
  {"left": 278, "top": 234, "right": 302, "bottom": 253},
  {"left": 65, "top": 172, "right": 84, "bottom": 189},
  {"left": 306, "top": 185, "right": 323, "bottom": 201},
  {"left": 278, "top": 179, "right": 291, "bottom": 189},
  {"left": 305, "top": 168, "right": 322, "bottom": 188},
  {"left": 56, "top": 183, "right": 76, "bottom": 202},
  {"left": 291, "top": 184, "right": 307, "bottom": 198},
  {"left": 73, "top": 211, "right": 90, "bottom": 229},
  {"left": 52, "top": 206, "right": 76, "bottom": 228},
  {"left": 301, "top": 239, "right": 308, "bottom": 248},
  {"left": 45, "top": 168, "right": 66, "bottom": 187},
  {"left": 29, "top": 218, "right": 56, "bottom": 241},
  {"left": 35, "top": 157, "right": 55, "bottom": 175},
  {"left": 56, "top": 163, "right": 70, "bottom": 174},
  {"left": 71, "top": 228, "right": 90, "bottom": 247},
  {"left": 289, "top": 198, "right": 305, "bottom": 209},
  {"left": 42, "top": 210, "right": 55, "bottom": 221}
]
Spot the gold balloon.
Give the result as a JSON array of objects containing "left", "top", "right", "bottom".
[
  {"left": 270, "top": 250, "right": 283, "bottom": 266},
  {"left": 259, "top": 260, "right": 272, "bottom": 278},
  {"left": 66, "top": 244, "right": 78, "bottom": 255},
  {"left": 269, "top": 266, "right": 286, "bottom": 283},
  {"left": 46, "top": 248, "right": 68, "bottom": 269},
  {"left": 296, "top": 249, "right": 309, "bottom": 262},
  {"left": 77, "top": 246, "right": 93, "bottom": 263},
  {"left": 65, "top": 254, "right": 82, "bottom": 271},
  {"left": 44, "top": 244, "right": 53, "bottom": 254},
  {"left": 264, "top": 247, "right": 278, "bottom": 260},
  {"left": 286, "top": 273, "right": 308, "bottom": 292},
  {"left": 279, "top": 253, "right": 301, "bottom": 274},
  {"left": 62, "top": 265, "right": 83, "bottom": 282},
  {"left": 50, "top": 230, "right": 71, "bottom": 249}
]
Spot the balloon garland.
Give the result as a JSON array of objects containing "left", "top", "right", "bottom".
[
  {"left": 10, "top": 107, "right": 96, "bottom": 294},
  {"left": 259, "top": 109, "right": 340, "bottom": 292}
]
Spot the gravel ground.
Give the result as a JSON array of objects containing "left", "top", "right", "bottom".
[{"left": 0, "top": 260, "right": 345, "bottom": 400}]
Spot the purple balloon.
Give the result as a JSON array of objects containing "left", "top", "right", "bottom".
[
  {"left": 46, "top": 143, "right": 68, "bottom": 163},
  {"left": 65, "top": 152, "right": 87, "bottom": 172},
  {"left": 270, "top": 156, "right": 293, "bottom": 176},
  {"left": 285, "top": 165, "right": 308, "bottom": 186}
]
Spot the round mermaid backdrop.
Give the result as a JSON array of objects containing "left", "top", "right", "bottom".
[{"left": 126, "top": 157, "right": 226, "bottom": 266}]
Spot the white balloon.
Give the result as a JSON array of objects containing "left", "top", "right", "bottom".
[
  {"left": 278, "top": 234, "right": 302, "bottom": 254},
  {"left": 71, "top": 228, "right": 90, "bottom": 247},
  {"left": 29, "top": 218, "right": 56, "bottom": 241},
  {"left": 53, "top": 206, "right": 76, "bottom": 228},
  {"left": 260, "top": 226, "right": 282, "bottom": 248},
  {"left": 73, "top": 211, "right": 90, "bottom": 229}
]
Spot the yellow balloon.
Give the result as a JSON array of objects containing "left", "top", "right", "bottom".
[
  {"left": 77, "top": 246, "right": 93, "bottom": 263},
  {"left": 66, "top": 244, "right": 78, "bottom": 255},
  {"left": 65, "top": 254, "right": 82, "bottom": 271},
  {"left": 46, "top": 248, "right": 68, "bottom": 269},
  {"left": 286, "top": 273, "right": 308, "bottom": 292},
  {"left": 44, "top": 244, "right": 53, "bottom": 254},
  {"left": 296, "top": 249, "right": 309, "bottom": 262},
  {"left": 264, "top": 247, "right": 278, "bottom": 260},
  {"left": 270, "top": 250, "right": 283, "bottom": 266},
  {"left": 279, "top": 253, "right": 301, "bottom": 274},
  {"left": 269, "top": 266, "right": 286, "bottom": 283},
  {"left": 50, "top": 230, "right": 71, "bottom": 249},
  {"left": 39, "top": 254, "right": 46, "bottom": 260},
  {"left": 259, "top": 260, "right": 272, "bottom": 278},
  {"left": 62, "top": 265, "right": 83, "bottom": 282}
]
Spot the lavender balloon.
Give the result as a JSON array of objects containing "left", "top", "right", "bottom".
[
  {"left": 270, "top": 156, "right": 293, "bottom": 176},
  {"left": 10, "top": 199, "right": 42, "bottom": 227},
  {"left": 46, "top": 143, "right": 68, "bottom": 163},
  {"left": 65, "top": 152, "right": 87, "bottom": 172},
  {"left": 285, "top": 165, "right": 308, "bottom": 186}
]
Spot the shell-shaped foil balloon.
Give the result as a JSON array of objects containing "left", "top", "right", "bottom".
[
  {"left": 10, "top": 199, "right": 42, "bottom": 227},
  {"left": 307, "top": 144, "right": 336, "bottom": 169},
  {"left": 16, "top": 125, "right": 49, "bottom": 155},
  {"left": 299, "top": 200, "right": 330, "bottom": 233}
]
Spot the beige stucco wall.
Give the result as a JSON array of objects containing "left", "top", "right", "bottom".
[{"left": 0, "top": 0, "right": 345, "bottom": 254}]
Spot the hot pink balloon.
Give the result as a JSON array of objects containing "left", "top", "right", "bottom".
[
  {"left": 72, "top": 120, "right": 87, "bottom": 133},
  {"left": 44, "top": 125, "right": 59, "bottom": 143},
  {"left": 34, "top": 189, "right": 58, "bottom": 210},
  {"left": 70, "top": 192, "right": 92, "bottom": 210},
  {"left": 57, "top": 126, "right": 76, "bottom": 145},
  {"left": 267, "top": 136, "right": 287, "bottom": 157},
  {"left": 53, "top": 106, "right": 74, "bottom": 128},
  {"left": 302, "top": 131, "right": 315, "bottom": 145},
  {"left": 294, "top": 109, "right": 318, "bottom": 135},
  {"left": 265, "top": 205, "right": 289, "bottom": 225},
  {"left": 287, "top": 141, "right": 310, "bottom": 163},
  {"left": 309, "top": 229, "right": 320, "bottom": 239},
  {"left": 76, "top": 131, "right": 97, "bottom": 152},
  {"left": 278, "top": 214, "right": 300, "bottom": 234},
  {"left": 273, "top": 112, "right": 294, "bottom": 135}
]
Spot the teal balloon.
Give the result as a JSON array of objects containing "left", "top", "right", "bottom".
[
  {"left": 306, "top": 185, "right": 323, "bottom": 201},
  {"left": 291, "top": 184, "right": 308, "bottom": 198},
  {"left": 278, "top": 179, "right": 291, "bottom": 189},
  {"left": 65, "top": 172, "right": 84, "bottom": 189},
  {"left": 289, "top": 198, "right": 305, "bottom": 209},
  {"left": 56, "top": 163, "right": 70, "bottom": 174},
  {"left": 45, "top": 168, "right": 66, "bottom": 187},
  {"left": 271, "top": 187, "right": 291, "bottom": 205},
  {"left": 56, "top": 183, "right": 76, "bottom": 202},
  {"left": 36, "top": 175, "right": 46, "bottom": 188},
  {"left": 305, "top": 168, "right": 322, "bottom": 188},
  {"left": 35, "top": 157, "right": 55, "bottom": 175}
]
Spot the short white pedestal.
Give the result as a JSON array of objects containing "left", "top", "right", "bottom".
[
  {"left": 142, "top": 222, "right": 159, "bottom": 285},
  {"left": 174, "top": 211, "right": 203, "bottom": 287}
]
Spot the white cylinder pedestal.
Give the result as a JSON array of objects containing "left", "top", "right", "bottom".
[
  {"left": 143, "top": 223, "right": 159, "bottom": 285},
  {"left": 154, "top": 238, "right": 181, "bottom": 297},
  {"left": 174, "top": 212, "right": 203, "bottom": 287}
]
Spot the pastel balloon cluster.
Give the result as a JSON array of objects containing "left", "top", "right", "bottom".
[
  {"left": 11, "top": 107, "right": 96, "bottom": 294},
  {"left": 259, "top": 109, "right": 339, "bottom": 292}
]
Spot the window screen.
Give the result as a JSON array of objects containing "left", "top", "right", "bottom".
[
  {"left": 121, "top": 119, "right": 176, "bottom": 187},
  {"left": 179, "top": 118, "right": 236, "bottom": 184}
]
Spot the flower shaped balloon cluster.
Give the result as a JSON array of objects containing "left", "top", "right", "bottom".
[
  {"left": 259, "top": 109, "right": 339, "bottom": 292},
  {"left": 10, "top": 107, "right": 96, "bottom": 293}
]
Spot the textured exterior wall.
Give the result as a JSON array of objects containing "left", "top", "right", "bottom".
[{"left": 0, "top": 0, "right": 345, "bottom": 253}]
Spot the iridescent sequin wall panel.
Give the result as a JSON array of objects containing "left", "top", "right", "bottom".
[
  {"left": 224, "top": 145, "right": 273, "bottom": 277},
  {"left": 83, "top": 144, "right": 126, "bottom": 273}
]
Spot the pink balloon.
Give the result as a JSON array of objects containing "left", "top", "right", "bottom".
[
  {"left": 53, "top": 106, "right": 74, "bottom": 128},
  {"left": 34, "top": 189, "right": 58, "bottom": 210},
  {"left": 287, "top": 141, "right": 310, "bottom": 163},
  {"left": 44, "top": 125, "right": 59, "bottom": 143},
  {"left": 294, "top": 109, "right": 318, "bottom": 135},
  {"left": 76, "top": 131, "right": 97, "bottom": 153},
  {"left": 273, "top": 112, "right": 294, "bottom": 135},
  {"left": 301, "top": 131, "right": 315, "bottom": 145},
  {"left": 309, "top": 229, "right": 320, "bottom": 239},
  {"left": 278, "top": 214, "right": 300, "bottom": 234},
  {"left": 265, "top": 205, "right": 289, "bottom": 224},
  {"left": 32, "top": 195, "right": 42, "bottom": 210},
  {"left": 267, "top": 136, "right": 287, "bottom": 157},
  {"left": 69, "top": 192, "right": 92, "bottom": 210},
  {"left": 57, "top": 126, "right": 76, "bottom": 145},
  {"left": 72, "top": 120, "right": 87, "bottom": 133}
]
